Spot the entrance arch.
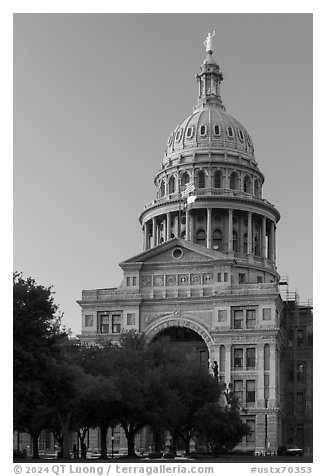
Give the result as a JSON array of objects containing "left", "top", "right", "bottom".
[{"left": 144, "top": 317, "right": 215, "bottom": 364}]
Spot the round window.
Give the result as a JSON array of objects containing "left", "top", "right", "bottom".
[{"left": 172, "top": 248, "right": 183, "bottom": 259}]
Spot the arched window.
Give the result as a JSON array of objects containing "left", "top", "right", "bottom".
[
  {"left": 264, "top": 344, "right": 270, "bottom": 371},
  {"left": 160, "top": 180, "right": 166, "bottom": 197},
  {"left": 254, "top": 179, "right": 260, "bottom": 197},
  {"left": 214, "top": 170, "right": 222, "bottom": 188},
  {"left": 244, "top": 175, "right": 251, "bottom": 193},
  {"left": 200, "top": 125, "right": 207, "bottom": 136},
  {"left": 230, "top": 172, "right": 238, "bottom": 190},
  {"left": 181, "top": 172, "right": 190, "bottom": 186},
  {"left": 214, "top": 124, "right": 221, "bottom": 136},
  {"left": 212, "top": 229, "right": 222, "bottom": 250},
  {"left": 198, "top": 170, "right": 205, "bottom": 188},
  {"left": 196, "top": 229, "right": 206, "bottom": 246},
  {"left": 233, "top": 230, "right": 239, "bottom": 252},
  {"left": 168, "top": 176, "right": 175, "bottom": 194}
]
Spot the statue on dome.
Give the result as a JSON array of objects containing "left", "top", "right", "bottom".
[{"left": 204, "top": 30, "right": 216, "bottom": 53}]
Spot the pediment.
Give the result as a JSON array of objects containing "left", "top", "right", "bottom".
[{"left": 119, "top": 238, "right": 232, "bottom": 269}]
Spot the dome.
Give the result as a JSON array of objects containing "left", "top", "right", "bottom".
[
  {"left": 163, "top": 50, "right": 256, "bottom": 166},
  {"left": 164, "top": 107, "right": 255, "bottom": 163}
]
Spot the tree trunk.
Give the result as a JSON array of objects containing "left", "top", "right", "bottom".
[
  {"left": 100, "top": 423, "right": 109, "bottom": 459},
  {"left": 184, "top": 434, "right": 191, "bottom": 455},
  {"left": 62, "top": 420, "right": 71, "bottom": 459},
  {"left": 171, "top": 433, "right": 178, "bottom": 455},
  {"left": 32, "top": 430, "right": 40, "bottom": 459},
  {"left": 126, "top": 430, "right": 137, "bottom": 457},
  {"left": 153, "top": 428, "right": 164, "bottom": 453}
]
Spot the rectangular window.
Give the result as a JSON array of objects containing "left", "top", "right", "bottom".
[
  {"left": 224, "top": 272, "right": 228, "bottom": 282},
  {"left": 234, "top": 380, "right": 243, "bottom": 404},
  {"left": 246, "top": 419, "right": 256, "bottom": 443},
  {"left": 296, "top": 426, "right": 304, "bottom": 448},
  {"left": 233, "top": 310, "right": 243, "bottom": 329},
  {"left": 263, "top": 308, "right": 271, "bottom": 320},
  {"left": 297, "top": 329, "right": 304, "bottom": 347},
  {"left": 246, "top": 380, "right": 256, "bottom": 406},
  {"left": 101, "top": 315, "right": 110, "bottom": 334},
  {"left": 288, "top": 329, "right": 294, "bottom": 347},
  {"left": 132, "top": 276, "right": 137, "bottom": 286},
  {"left": 257, "top": 276, "right": 263, "bottom": 283},
  {"left": 246, "top": 309, "right": 256, "bottom": 328},
  {"left": 288, "top": 368, "right": 294, "bottom": 382},
  {"left": 218, "top": 310, "right": 227, "bottom": 322},
  {"left": 112, "top": 315, "right": 122, "bottom": 334},
  {"left": 296, "top": 392, "right": 304, "bottom": 414},
  {"left": 85, "top": 315, "right": 93, "bottom": 327},
  {"left": 239, "top": 273, "right": 245, "bottom": 283},
  {"left": 287, "top": 392, "right": 294, "bottom": 414},
  {"left": 246, "top": 348, "right": 256, "bottom": 368},
  {"left": 127, "top": 313, "right": 135, "bottom": 325},
  {"left": 234, "top": 348, "right": 243, "bottom": 368},
  {"left": 126, "top": 277, "right": 130, "bottom": 286},
  {"left": 217, "top": 273, "right": 222, "bottom": 282},
  {"left": 297, "top": 363, "right": 305, "bottom": 383}
]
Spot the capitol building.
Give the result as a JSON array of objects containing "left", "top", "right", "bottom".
[{"left": 77, "top": 35, "right": 312, "bottom": 455}]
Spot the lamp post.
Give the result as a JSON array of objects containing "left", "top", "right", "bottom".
[
  {"left": 224, "top": 382, "right": 233, "bottom": 404},
  {"left": 111, "top": 436, "right": 114, "bottom": 459}
]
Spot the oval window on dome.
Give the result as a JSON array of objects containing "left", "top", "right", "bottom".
[
  {"left": 213, "top": 124, "right": 221, "bottom": 136},
  {"left": 175, "top": 129, "right": 183, "bottom": 142},
  {"left": 227, "top": 126, "right": 234, "bottom": 138},
  {"left": 186, "top": 126, "right": 194, "bottom": 139},
  {"left": 238, "top": 129, "right": 245, "bottom": 142},
  {"left": 168, "top": 134, "right": 173, "bottom": 146},
  {"left": 199, "top": 125, "right": 207, "bottom": 137}
]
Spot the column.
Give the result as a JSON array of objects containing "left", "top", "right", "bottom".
[
  {"left": 152, "top": 217, "right": 157, "bottom": 247},
  {"left": 239, "top": 214, "right": 244, "bottom": 253},
  {"left": 166, "top": 212, "right": 171, "bottom": 241},
  {"left": 175, "top": 213, "right": 180, "bottom": 238},
  {"left": 144, "top": 222, "right": 150, "bottom": 250},
  {"left": 247, "top": 212, "right": 252, "bottom": 254},
  {"left": 269, "top": 343, "right": 276, "bottom": 406},
  {"left": 207, "top": 208, "right": 212, "bottom": 249},
  {"left": 224, "top": 343, "right": 231, "bottom": 386},
  {"left": 270, "top": 221, "right": 275, "bottom": 262},
  {"left": 257, "top": 344, "right": 265, "bottom": 406},
  {"left": 228, "top": 209, "right": 233, "bottom": 252},
  {"left": 185, "top": 208, "right": 190, "bottom": 240},
  {"left": 261, "top": 216, "right": 266, "bottom": 258},
  {"left": 162, "top": 219, "right": 167, "bottom": 242},
  {"left": 190, "top": 212, "right": 195, "bottom": 243}
]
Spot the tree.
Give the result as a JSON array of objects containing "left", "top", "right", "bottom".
[
  {"left": 13, "top": 272, "right": 65, "bottom": 457},
  {"left": 147, "top": 336, "right": 222, "bottom": 454},
  {"left": 194, "top": 400, "right": 250, "bottom": 455},
  {"left": 109, "top": 333, "right": 157, "bottom": 458},
  {"left": 77, "top": 342, "right": 120, "bottom": 459},
  {"left": 157, "top": 359, "right": 221, "bottom": 454}
]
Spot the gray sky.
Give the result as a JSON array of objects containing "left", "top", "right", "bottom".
[{"left": 13, "top": 13, "right": 312, "bottom": 334}]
